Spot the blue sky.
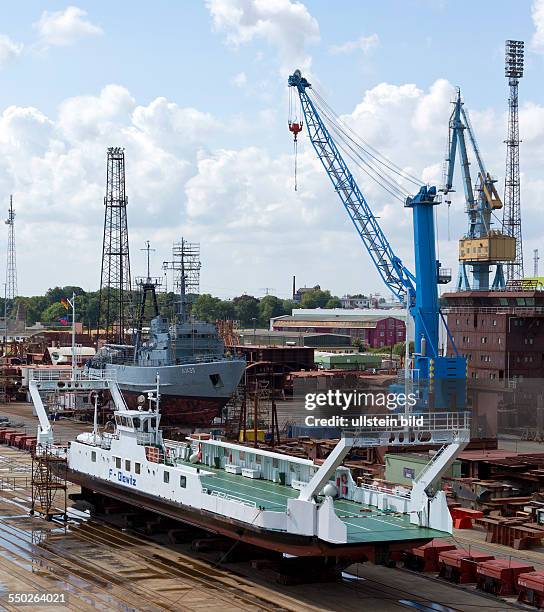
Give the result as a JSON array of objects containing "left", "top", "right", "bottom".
[
  {"left": 0, "top": 2, "right": 536, "bottom": 119},
  {"left": 0, "top": 1, "right": 542, "bottom": 298}
]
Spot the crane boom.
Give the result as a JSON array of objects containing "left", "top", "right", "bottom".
[
  {"left": 289, "top": 71, "right": 414, "bottom": 305},
  {"left": 443, "top": 88, "right": 511, "bottom": 290}
]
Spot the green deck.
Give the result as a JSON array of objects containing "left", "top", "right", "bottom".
[{"left": 196, "top": 465, "right": 445, "bottom": 543}]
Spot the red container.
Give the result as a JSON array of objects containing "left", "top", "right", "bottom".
[
  {"left": 5, "top": 431, "right": 22, "bottom": 445},
  {"left": 518, "top": 571, "right": 544, "bottom": 608},
  {"left": 438, "top": 549, "right": 494, "bottom": 583},
  {"left": 408, "top": 542, "right": 456, "bottom": 572},
  {"left": 477, "top": 559, "right": 535, "bottom": 596},
  {"left": 11, "top": 433, "right": 26, "bottom": 447},
  {"left": 0, "top": 429, "right": 18, "bottom": 442}
]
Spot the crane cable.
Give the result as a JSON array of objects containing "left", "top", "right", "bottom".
[
  {"left": 311, "top": 89, "right": 422, "bottom": 187},
  {"left": 311, "top": 95, "right": 409, "bottom": 203}
]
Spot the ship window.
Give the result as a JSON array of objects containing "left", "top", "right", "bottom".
[
  {"left": 125, "top": 460, "right": 131, "bottom": 471},
  {"left": 179, "top": 475, "right": 186, "bottom": 488},
  {"left": 143, "top": 419, "right": 149, "bottom": 433},
  {"left": 133, "top": 417, "right": 140, "bottom": 429},
  {"left": 239, "top": 451, "right": 245, "bottom": 461},
  {"left": 115, "top": 415, "right": 121, "bottom": 425},
  {"left": 272, "top": 458, "right": 279, "bottom": 468},
  {"left": 135, "top": 462, "right": 141, "bottom": 475},
  {"left": 209, "top": 373, "right": 223, "bottom": 388},
  {"left": 150, "top": 418, "right": 156, "bottom": 429},
  {"left": 164, "top": 471, "right": 170, "bottom": 484},
  {"left": 91, "top": 451, "right": 96, "bottom": 463},
  {"left": 115, "top": 457, "right": 121, "bottom": 469}
]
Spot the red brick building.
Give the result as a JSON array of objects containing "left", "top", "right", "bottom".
[
  {"left": 443, "top": 290, "right": 544, "bottom": 381},
  {"left": 271, "top": 310, "right": 406, "bottom": 349}
]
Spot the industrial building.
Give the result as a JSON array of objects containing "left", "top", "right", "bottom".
[
  {"left": 444, "top": 287, "right": 544, "bottom": 381},
  {"left": 270, "top": 309, "right": 406, "bottom": 348}
]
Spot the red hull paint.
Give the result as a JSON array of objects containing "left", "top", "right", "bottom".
[{"left": 121, "top": 390, "right": 225, "bottom": 427}]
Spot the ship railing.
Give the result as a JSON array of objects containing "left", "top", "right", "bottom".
[
  {"left": 136, "top": 432, "right": 157, "bottom": 445},
  {"left": 29, "top": 368, "right": 74, "bottom": 382},
  {"left": 91, "top": 354, "right": 243, "bottom": 367},
  {"left": 202, "top": 488, "right": 257, "bottom": 508},
  {"left": 359, "top": 483, "right": 411, "bottom": 499},
  {"left": 86, "top": 368, "right": 118, "bottom": 381},
  {"left": 342, "top": 411, "right": 470, "bottom": 435}
]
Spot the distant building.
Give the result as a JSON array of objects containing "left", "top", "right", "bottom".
[
  {"left": 340, "top": 295, "right": 370, "bottom": 309},
  {"left": 293, "top": 285, "right": 320, "bottom": 303},
  {"left": 237, "top": 328, "right": 354, "bottom": 352},
  {"left": 270, "top": 308, "right": 406, "bottom": 348}
]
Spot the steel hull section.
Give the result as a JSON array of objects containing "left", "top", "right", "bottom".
[
  {"left": 89, "top": 358, "right": 245, "bottom": 427},
  {"left": 66, "top": 468, "right": 431, "bottom": 559}
]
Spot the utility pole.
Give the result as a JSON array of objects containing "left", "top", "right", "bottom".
[
  {"left": 97, "top": 148, "right": 133, "bottom": 344},
  {"left": 5, "top": 195, "right": 17, "bottom": 316},
  {"left": 503, "top": 40, "right": 524, "bottom": 281},
  {"left": 534, "top": 249, "right": 540, "bottom": 277}
]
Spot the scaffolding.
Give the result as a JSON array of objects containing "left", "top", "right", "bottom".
[{"left": 30, "top": 445, "right": 67, "bottom": 521}]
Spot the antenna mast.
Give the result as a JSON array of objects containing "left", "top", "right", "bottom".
[
  {"left": 5, "top": 195, "right": 17, "bottom": 306},
  {"left": 163, "top": 239, "right": 201, "bottom": 323},
  {"left": 98, "top": 147, "right": 133, "bottom": 344}
]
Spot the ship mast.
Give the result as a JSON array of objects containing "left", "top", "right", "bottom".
[{"left": 163, "top": 239, "right": 201, "bottom": 323}]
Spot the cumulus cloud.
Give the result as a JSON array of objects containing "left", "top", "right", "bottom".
[
  {"left": 0, "top": 35, "right": 23, "bottom": 68},
  {"left": 205, "top": 0, "right": 319, "bottom": 72},
  {"left": 329, "top": 33, "right": 379, "bottom": 55},
  {"left": 532, "top": 0, "right": 544, "bottom": 53},
  {"left": 3, "top": 76, "right": 544, "bottom": 298},
  {"left": 34, "top": 6, "right": 103, "bottom": 47}
]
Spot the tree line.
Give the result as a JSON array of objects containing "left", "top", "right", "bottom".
[{"left": 9, "top": 285, "right": 342, "bottom": 329}]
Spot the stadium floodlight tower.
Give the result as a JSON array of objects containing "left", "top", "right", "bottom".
[{"left": 503, "top": 39, "right": 524, "bottom": 281}]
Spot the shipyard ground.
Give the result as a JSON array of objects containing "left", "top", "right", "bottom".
[{"left": 0, "top": 403, "right": 537, "bottom": 611}]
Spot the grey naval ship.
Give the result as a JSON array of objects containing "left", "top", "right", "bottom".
[{"left": 87, "top": 263, "right": 245, "bottom": 427}]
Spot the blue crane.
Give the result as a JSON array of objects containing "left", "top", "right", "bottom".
[
  {"left": 288, "top": 70, "right": 465, "bottom": 407},
  {"left": 443, "top": 89, "right": 514, "bottom": 290}
]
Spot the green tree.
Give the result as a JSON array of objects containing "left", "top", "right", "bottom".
[
  {"left": 42, "top": 302, "right": 68, "bottom": 324},
  {"left": 325, "top": 297, "right": 341, "bottom": 308},
  {"left": 216, "top": 300, "right": 236, "bottom": 320},
  {"left": 192, "top": 294, "right": 222, "bottom": 322},
  {"left": 282, "top": 299, "right": 300, "bottom": 313},
  {"left": 259, "top": 295, "right": 286, "bottom": 325},
  {"left": 300, "top": 288, "right": 339, "bottom": 309},
  {"left": 232, "top": 295, "right": 260, "bottom": 326}
]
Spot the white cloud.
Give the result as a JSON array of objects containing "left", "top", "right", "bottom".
[
  {"left": 34, "top": 6, "right": 103, "bottom": 47},
  {"left": 532, "top": 0, "right": 544, "bottom": 53},
  {"left": 0, "top": 35, "right": 23, "bottom": 68},
  {"left": 232, "top": 71, "right": 247, "bottom": 87},
  {"left": 330, "top": 33, "right": 379, "bottom": 55},
  {"left": 205, "top": 0, "right": 319, "bottom": 73},
  {"left": 2, "top": 76, "right": 544, "bottom": 298}
]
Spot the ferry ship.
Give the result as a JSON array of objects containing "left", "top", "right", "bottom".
[{"left": 45, "top": 375, "right": 470, "bottom": 558}]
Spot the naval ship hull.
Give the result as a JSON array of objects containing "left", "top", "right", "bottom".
[{"left": 88, "top": 358, "right": 245, "bottom": 427}]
